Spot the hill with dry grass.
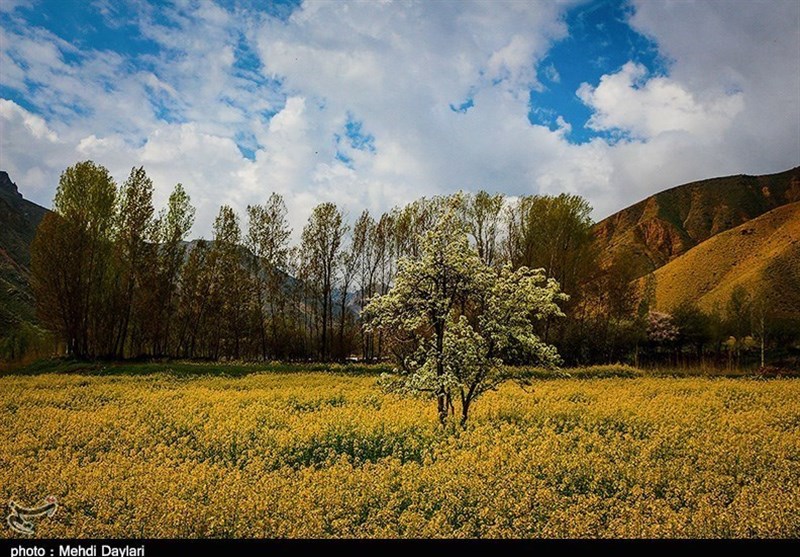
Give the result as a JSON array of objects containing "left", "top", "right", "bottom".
[
  {"left": 645, "top": 201, "right": 800, "bottom": 318},
  {"left": 593, "top": 166, "right": 800, "bottom": 278}
]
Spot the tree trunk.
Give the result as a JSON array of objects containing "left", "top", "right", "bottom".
[
  {"left": 321, "top": 286, "right": 328, "bottom": 361},
  {"left": 460, "top": 399, "right": 470, "bottom": 428},
  {"left": 339, "top": 281, "right": 350, "bottom": 360},
  {"left": 435, "top": 320, "right": 447, "bottom": 425}
]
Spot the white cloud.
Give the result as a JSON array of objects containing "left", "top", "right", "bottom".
[
  {"left": 577, "top": 61, "right": 744, "bottom": 139},
  {"left": 624, "top": 0, "right": 800, "bottom": 180},
  {"left": 0, "top": 0, "right": 31, "bottom": 14},
  {"left": 0, "top": 99, "right": 59, "bottom": 142},
  {"left": 0, "top": 99, "right": 72, "bottom": 197},
  {"left": 0, "top": 0, "right": 797, "bottom": 239}
]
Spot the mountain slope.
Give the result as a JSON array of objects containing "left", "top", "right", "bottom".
[
  {"left": 648, "top": 201, "right": 800, "bottom": 318},
  {"left": 593, "top": 166, "right": 800, "bottom": 278},
  {"left": 0, "top": 171, "right": 49, "bottom": 339}
]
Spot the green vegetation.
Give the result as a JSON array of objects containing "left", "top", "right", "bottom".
[
  {"left": 1, "top": 160, "right": 796, "bottom": 371},
  {"left": 1, "top": 358, "right": 393, "bottom": 377},
  {"left": 2, "top": 358, "right": 772, "bottom": 380},
  {"left": 0, "top": 171, "right": 50, "bottom": 362}
]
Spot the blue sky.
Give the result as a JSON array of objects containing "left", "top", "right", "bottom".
[
  {"left": 1, "top": 0, "right": 798, "bottom": 237},
  {"left": 529, "top": 0, "right": 667, "bottom": 143}
]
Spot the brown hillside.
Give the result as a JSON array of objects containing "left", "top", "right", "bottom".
[
  {"left": 593, "top": 166, "right": 800, "bottom": 278},
  {"left": 647, "top": 201, "right": 800, "bottom": 319}
]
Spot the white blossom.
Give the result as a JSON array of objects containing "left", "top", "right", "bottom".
[{"left": 364, "top": 199, "right": 566, "bottom": 426}]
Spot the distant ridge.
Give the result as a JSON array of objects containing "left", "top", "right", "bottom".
[{"left": 593, "top": 166, "right": 800, "bottom": 278}]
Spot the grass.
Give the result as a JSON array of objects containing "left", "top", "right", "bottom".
[
  {"left": 0, "top": 366, "right": 798, "bottom": 538},
  {"left": 4, "top": 358, "right": 762, "bottom": 379},
  {"left": 518, "top": 364, "right": 644, "bottom": 380},
  {"left": 1, "top": 358, "right": 395, "bottom": 377}
]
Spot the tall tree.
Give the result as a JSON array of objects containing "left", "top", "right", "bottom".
[
  {"left": 505, "top": 193, "right": 599, "bottom": 354},
  {"left": 505, "top": 193, "right": 596, "bottom": 294},
  {"left": 726, "top": 285, "right": 753, "bottom": 368},
  {"left": 30, "top": 213, "right": 74, "bottom": 354},
  {"left": 31, "top": 161, "right": 117, "bottom": 358},
  {"left": 337, "top": 226, "right": 361, "bottom": 359},
  {"left": 353, "top": 210, "right": 376, "bottom": 360},
  {"left": 373, "top": 211, "right": 397, "bottom": 359},
  {"left": 463, "top": 191, "right": 504, "bottom": 267},
  {"left": 114, "top": 166, "right": 155, "bottom": 357},
  {"left": 175, "top": 239, "right": 213, "bottom": 358},
  {"left": 300, "top": 203, "right": 347, "bottom": 361},
  {"left": 150, "top": 183, "right": 195, "bottom": 356},
  {"left": 394, "top": 197, "right": 444, "bottom": 260},
  {"left": 210, "top": 206, "right": 249, "bottom": 359},
  {"left": 246, "top": 193, "right": 292, "bottom": 359}
]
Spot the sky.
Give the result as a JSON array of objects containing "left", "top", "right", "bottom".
[{"left": 1, "top": 0, "right": 798, "bottom": 239}]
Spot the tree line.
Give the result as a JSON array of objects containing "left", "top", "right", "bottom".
[{"left": 28, "top": 160, "right": 799, "bottom": 367}]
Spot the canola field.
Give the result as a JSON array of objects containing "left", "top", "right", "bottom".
[{"left": 0, "top": 371, "right": 798, "bottom": 538}]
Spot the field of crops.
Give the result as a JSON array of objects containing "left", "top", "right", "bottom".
[{"left": 1, "top": 370, "right": 798, "bottom": 538}]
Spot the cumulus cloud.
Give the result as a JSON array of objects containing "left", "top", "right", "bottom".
[
  {"left": 577, "top": 62, "right": 744, "bottom": 139},
  {"left": 0, "top": 99, "right": 72, "bottom": 196},
  {"left": 0, "top": 0, "right": 797, "bottom": 238},
  {"left": 622, "top": 0, "right": 800, "bottom": 184}
]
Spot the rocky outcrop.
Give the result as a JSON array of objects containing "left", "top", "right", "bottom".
[{"left": 0, "top": 171, "right": 23, "bottom": 199}]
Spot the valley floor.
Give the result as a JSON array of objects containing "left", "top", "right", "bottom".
[{"left": 1, "top": 370, "right": 798, "bottom": 538}]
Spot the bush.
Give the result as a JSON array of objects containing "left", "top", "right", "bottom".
[{"left": 518, "top": 364, "right": 643, "bottom": 380}]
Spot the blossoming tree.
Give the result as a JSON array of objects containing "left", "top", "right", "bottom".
[{"left": 364, "top": 200, "right": 567, "bottom": 427}]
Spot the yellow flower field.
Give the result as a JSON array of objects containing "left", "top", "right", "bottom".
[{"left": 0, "top": 371, "right": 798, "bottom": 538}]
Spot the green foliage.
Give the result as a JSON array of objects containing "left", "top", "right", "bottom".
[
  {"left": 505, "top": 193, "right": 596, "bottom": 296},
  {"left": 18, "top": 160, "right": 800, "bottom": 369},
  {"left": 32, "top": 161, "right": 118, "bottom": 358},
  {"left": 0, "top": 321, "right": 53, "bottom": 364},
  {"left": 53, "top": 160, "right": 118, "bottom": 236},
  {"left": 209, "top": 206, "right": 251, "bottom": 359},
  {"left": 463, "top": 190, "right": 504, "bottom": 266},
  {"left": 246, "top": 193, "right": 292, "bottom": 360},
  {"left": 300, "top": 202, "right": 349, "bottom": 361},
  {"left": 1, "top": 359, "right": 395, "bottom": 377},
  {"left": 519, "top": 364, "right": 644, "bottom": 380},
  {"left": 161, "top": 183, "right": 195, "bottom": 245}
]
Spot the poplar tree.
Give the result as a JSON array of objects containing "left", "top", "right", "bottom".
[
  {"left": 114, "top": 166, "right": 155, "bottom": 357},
  {"left": 31, "top": 160, "right": 117, "bottom": 357},
  {"left": 300, "top": 203, "right": 347, "bottom": 361},
  {"left": 246, "top": 193, "right": 291, "bottom": 359}
]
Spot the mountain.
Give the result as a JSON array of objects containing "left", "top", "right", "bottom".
[
  {"left": 645, "top": 201, "right": 800, "bottom": 319},
  {"left": 593, "top": 166, "right": 800, "bottom": 278},
  {"left": 0, "top": 171, "right": 50, "bottom": 346}
]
